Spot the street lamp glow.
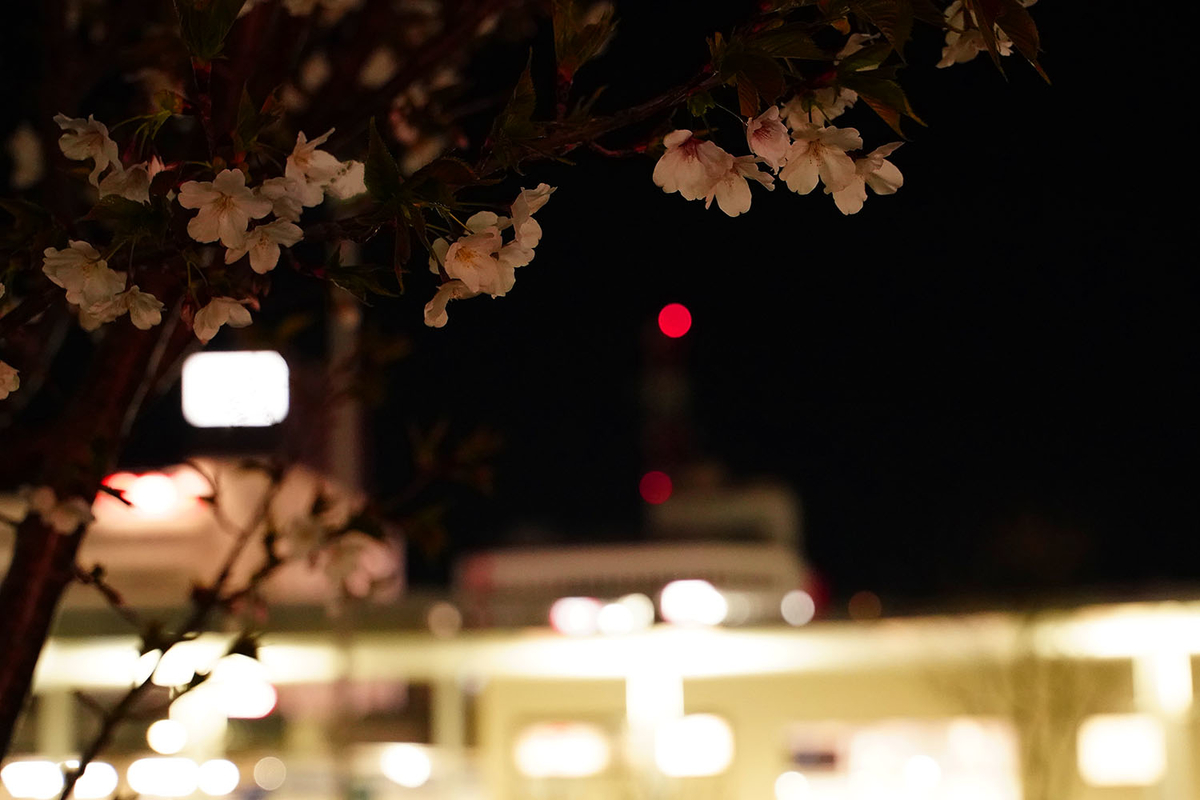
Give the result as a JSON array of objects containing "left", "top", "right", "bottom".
[{"left": 181, "top": 350, "right": 289, "bottom": 428}]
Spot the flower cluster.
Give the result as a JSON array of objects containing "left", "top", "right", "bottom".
[
  {"left": 54, "top": 113, "right": 159, "bottom": 203},
  {"left": 938, "top": 0, "right": 1038, "bottom": 68},
  {"left": 174, "top": 128, "right": 365, "bottom": 341},
  {"left": 424, "top": 183, "right": 555, "bottom": 328},
  {"left": 654, "top": 95, "right": 902, "bottom": 217},
  {"left": 42, "top": 240, "right": 164, "bottom": 331}
]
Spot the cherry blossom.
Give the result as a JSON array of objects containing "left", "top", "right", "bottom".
[
  {"left": 53, "top": 113, "right": 120, "bottom": 186},
  {"left": 0, "top": 361, "right": 17, "bottom": 401},
  {"left": 42, "top": 241, "right": 126, "bottom": 307},
  {"left": 652, "top": 130, "right": 733, "bottom": 202},
  {"left": 779, "top": 124, "right": 862, "bottom": 195},
  {"left": 123, "top": 287, "right": 165, "bottom": 330},
  {"left": 746, "top": 107, "right": 790, "bottom": 172},
  {"left": 193, "top": 296, "right": 253, "bottom": 343},
  {"left": 178, "top": 169, "right": 272, "bottom": 248},
  {"left": 98, "top": 161, "right": 152, "bottom": 204},
  {"left": 224, "top": 219, "right": 304, "bottom": 274},
  {"left": 286, "top": 129, "right": 344, "bottom": 186},
  {"left": 443, "top": 227, "right": 511, "bottom": 296},
  {"left": 326, "top": 159, "right": 367, "bottom": 199},
  {"left": 937, "top": 0, "right": 1035, "bottom": 68},
  {"left": 828, "top": 142, "right": 904, "bottom": 215},
  {"left": 322, "top": 531, "right": 399, "bottom": 598},
  {"left": 705, "top": 156, "right": 774, "bottom": 217},
  {"left": 78, "top": 296, "right": 128, "bottom": 331},
  {"left": 510, "top": 183, "right": 555, "bottom": 247},
  {"left": 781, "top": 87, "right": 859, "bottom": 128},
  {"left": 423, "top": 280, "right": 474, "bottom": 328},
  {"left": 258, "top": 175, "right": 323, "bottom": 221}
]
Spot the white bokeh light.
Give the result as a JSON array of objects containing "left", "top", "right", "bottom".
[
  {"left": 549, "top": 597, "right": 602, "bottom": 636},
  {"left": 514, "top": 722, "right": 612, "bottom": 778},
  {"left": 253, "top": 757, "right": 286, "bottom": 791},
  {"left": 1077, "top": 714, "right": 1166, "bottom": 786},
  {"left": 654, "top": 714, "right": 735, "bottom": 777},
  {"left": 182, "top": 350, "right": 289, "bottom": 428},
  {"left": 380, "top": 744, "right": 433, "bottom": 788},
  {"left": 774, "top": 771, "right": 810, "bottom": 800},
  {"left": 147, "top": 718, "right": 188, "bottom": 755},
  {"left": 197, "top": 759, "right": 240, "bottom": 796},
  {"left": 127, "top": 757, "right": 199, "bottom": 797},
  {"left": 659, "top": 580, "right": 728, "bottom": 626},
  {"left": 0, "top": 761, "right": 62, "bottom": 799},
  {"left": 781, "top": 589, "right": 816, "bottom": 626},
  {"left": 65, "top": 761, "right": 119, "bottom": 800}
]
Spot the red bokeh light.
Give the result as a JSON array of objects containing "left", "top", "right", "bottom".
[
  {"left": 639, "top": 470, "right": 673, "bottom": 504},
  {"left": 657, "top": 303, "right": 692, "bottom": 338}
]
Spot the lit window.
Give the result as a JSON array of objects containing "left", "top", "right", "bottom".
[{"left": 181, "top": 350, "right": 289, "bottom": 428}]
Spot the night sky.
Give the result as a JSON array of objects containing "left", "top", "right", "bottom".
[
  {"left": 386, "top": 2, "right": 1196, "bottom": 604},
  {"left": 8, "top": 3, "right": 1195, "bottom": 608}
]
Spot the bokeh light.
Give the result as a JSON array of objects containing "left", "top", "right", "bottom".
[
  {"left": 253, "top": 757, "right": 287, "bottom": 791},
  {"left": 427, "top": 601, "right": 463, "bottom": 639},
  {"left": 514, "top": 722, "right": 611, "bottom": 778},
  {"left": 146, "top": 718, "right": 188, "bottom": 755},
  {"left": 659, "top": 580, "right": 727, "bottom": 626},
  {"left": 380, "top": 743, "right": 432, "bottom": 788},
  {"left": 127, "top": 757, "right": 199, "bottom": 797},
  {"left": 124, "top": 473, "right": 180, "bottom": 516},
  {"left": 848, "top": 590, "right": 882, "bottom": 620},
  {"left": 549, "top": 597, "right": 602, "bottom": 636},
  {"left": 197, "top": 760, "right": 240, "bottom": 797},
  {"left": 774, "top": 771, "right": 810, "bottom": 800},
  {"left": 657, "top": 303, "right": 692, "bottom": 338},
  {"left": 654, "top": 714, "right": 734, "bottom": 777},
  {"left": 781, "top": 589, "right": 816, "bottom": 626},
  {"left": 639, "top": 471, "right": 673, "bottom": 504},
  {"left": 0, "top": 761, "right": 62, "bottom": 799},
  {"left": 65, "top": 761, "right": 118, "bottom": 800}
]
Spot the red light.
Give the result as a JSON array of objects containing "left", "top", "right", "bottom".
[
  {"left": 657, "top": 303, "right": 692, "bottom": 338},
  {"left": 639, "top": 471, "right": 673, "bottom": 504}
]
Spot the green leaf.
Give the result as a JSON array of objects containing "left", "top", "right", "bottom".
[
  {"left": 909, "top": 0, "right": 946, "bottom": 27},
  {"left": 837, "top": 41, "right": 894, "bottom": 73},
  {"left": 365, "top": 118, "right": 403, "bottom": 205},
  {"left": 0, "top": 200, "right": 52, "bottom": 249},
  {"left": 174, "top": 0, "right": 248, "bottom": 61},
  {"left": 986, "top": 0, "right": 1049, "bottom": 81},
  {"left": 850, "top": 0, "right": 914, "bottom": 58},
  {"left": 734, "top": 53, "right": 785, "bottom": 116},
  {"left": 748, "top": 24, "right": 831, "bottom": 60},
  {"left": 687, "top": 90, "right": 715, "bottom": 117},
  {"left": 839, "top": 71, "right": 924, "bottom": 136},
  {"left": 232, "top": 88, "right": 282, "bottom": 154},
  {"left": 85, "top": 196, "right": 170, "bottom": 244},
  {"left": 553, "top": 0, "right": 617, "bottom": 81},
  {"left": 488, "top": 55, "right": 539, "bottom": 170}
]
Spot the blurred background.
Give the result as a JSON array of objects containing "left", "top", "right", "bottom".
[{"left": 1, "top": 0, "right": 1197, "bottom": 798}]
